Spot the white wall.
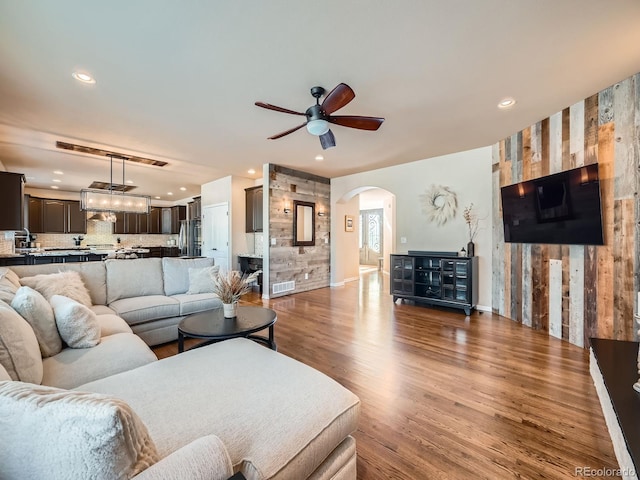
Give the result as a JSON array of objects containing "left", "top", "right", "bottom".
[
  {"left": 331, "top": 146, "right": 493, "bottom": 310},
  {"left": 201, "top": 175, "right": 255, "bottom": 269}
]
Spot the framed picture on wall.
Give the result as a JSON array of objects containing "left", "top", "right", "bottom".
[{"left": 345, "top": 215, "right": 354, "bottom": 232}]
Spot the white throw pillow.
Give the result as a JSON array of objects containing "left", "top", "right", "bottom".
[
  {"left": 21, "top": 270, "right": 92, "bottom": 307},
  {"left": 0, "top": 381, "right": 159, "bottom": 480},
  {"left": 186, "top": 265, "right": 220, "bottom": 295},
  {"left": 0, "top": 300, "right": 43, "bottom": 384},
  {"left": 11, "top": 286, "right": 62, "bottom": 358},
  {"left": 50, "top": 295, "right": 101, "bottom": 348}
]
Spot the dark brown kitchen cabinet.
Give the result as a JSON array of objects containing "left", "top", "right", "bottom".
[
  {"left": 160, "top": 208, "right": 171, "bottom": 234},
  {"left": 27, "top": 196, "right": 44, "bottom": 233},
  {"left": 170, "top": 205, "right": 186, "bottom": 234},
  {"left": 0, "top": 172, "right": 25, "bottom": 231},
  {"left": 147, "top": 207, "right": 161, "bottom": 234},
  {"left": 28, "top": 197, "right": 86, "bottom": 234},
  {"left": 66, "top": 201, "right": 87, "bottom": 234},
  {"left": 245, "top": 186, "right": 263, "bottom": 233},
  {"left": 42, "top": 200, "right": 66, "bottom": 233}
]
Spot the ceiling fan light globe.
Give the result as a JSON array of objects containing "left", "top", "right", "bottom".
[{"left": 306, "top": 119, "right": 330, "bottom": 136}]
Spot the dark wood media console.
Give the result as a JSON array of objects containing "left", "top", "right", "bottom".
[{"left": 390, "top": 250, "right": 478, "bottom": 315}]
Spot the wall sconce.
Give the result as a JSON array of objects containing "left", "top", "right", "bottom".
[
  {"left": 317, "top": 208, "right": 325, "bottom": 217},
  {"left": 283, "top": 200, "right": 291, "bottom": 214}
]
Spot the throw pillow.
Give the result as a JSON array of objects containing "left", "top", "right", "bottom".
[
  {"left": 11, "top": 286, "right": 62, "bottom": 358},
  {"left": 21, "top": 270, "right": 92, "bottom": 307},
  {"left": 0, "top": 300, "right": 43, "bottom": 384},
  {"left": 50, "top": 295, "right": 101, "bottom": 348},
  {"left": 0, "top": 268, "right": 20, "bottom": 305},
  {"left": 186, "top": 265, "right": 220, "bottom": 295},
  {"left": 0, "top": 381, "right": 159, "bottom": 480}
]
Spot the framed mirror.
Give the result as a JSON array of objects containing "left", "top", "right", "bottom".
[{"left": 293, "top": 200, "right": 315, "bottom": 246}]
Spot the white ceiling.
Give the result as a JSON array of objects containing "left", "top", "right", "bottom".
[{"left": 1, "top": 1, "right": 640, "bottom": 200}]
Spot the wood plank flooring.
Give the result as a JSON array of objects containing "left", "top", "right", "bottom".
[{"left": 153, "top": 271, "right": 620, "bottom": 480}]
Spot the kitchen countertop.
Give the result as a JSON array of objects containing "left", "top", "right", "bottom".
[{"left": 237, "top": 253, "right": 263, "bottom": 258}]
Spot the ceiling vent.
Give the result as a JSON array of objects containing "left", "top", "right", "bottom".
[
  {"left": 56, "top": 141, "right": 168, "bottom": 167},
  {"left": 87, "top": 181, "right": 137, "bottom": 192}
]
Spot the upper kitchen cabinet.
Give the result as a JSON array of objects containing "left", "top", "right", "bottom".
[
  {"left": 27, "top": 196, "right": 44, "bottom": 233},
  {"left": 245, "top": 186, "right": 263, "bottom": 232},
  {"left": 39, "top": 199, "right": 86, "bottom": 234},
  {"left": 160, "top": 206, "right": 185, "bottom": 234},
  {"left": 0, "top": 172, "right": 25, "bottom": 231}
]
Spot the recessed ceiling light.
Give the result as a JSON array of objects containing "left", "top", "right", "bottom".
[
  {"left": 179, "top": 187, "right": 187, "bottom": 191},
  {"left": 51, "top": 185, "right": 59, "bottom": 189},
  {"left": 53, "top": 170, "right": 64, "bottom": 175},
  {"left": 126, "top": 180, "right": 134, "bottom": 184},
  {"left": 315, "top": 155, "right": 324, "bottom": 161},
  {"left": 498, "top": 98, "right": 516, "bottom": 109},
  {"left": 167, "top": 192, "right": 173, "bottom": 196},
  {"left": 52, "top": 179, "right": 62, "bottom": 183},
  {"left": 247, "top": 169, "right": 256, "bottom": 175},
  {"left": 72, "top": 71, "right": 96, "bottom": 84},
  {"left": 154, "top": 196, "right": 161, "bottom": 199}
]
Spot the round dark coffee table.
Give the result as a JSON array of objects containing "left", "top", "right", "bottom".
[{"left": 178, "top": 306, "right": 277, "bottom": 353}]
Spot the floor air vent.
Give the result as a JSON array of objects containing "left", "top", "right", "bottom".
[{"left": 272, "top": 281, "right": 295, "bottom": 294}]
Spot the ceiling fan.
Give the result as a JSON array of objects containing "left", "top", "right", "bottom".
[{"left": 255, "top": 83, "right": 384, "bottom": 150}]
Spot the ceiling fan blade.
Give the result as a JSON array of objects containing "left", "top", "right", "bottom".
[
  {"left": 320, "top": 130, "right": 336, "bottom": 150},
  {"left": 255, "top": 102, "right": 306, "bottom": 116},
  {"left": 328, "top": 115, "right": 384, "bottom": 131},
  {"left": 321, "top": 83, "right": 355, "bottom": 114},
  {"left": 267, "top": 123, "right": 306, "bottom": 140}
]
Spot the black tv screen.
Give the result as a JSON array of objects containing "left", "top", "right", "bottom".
[{"left": 500, "top": 164, "right": 604, "bottom": 245}]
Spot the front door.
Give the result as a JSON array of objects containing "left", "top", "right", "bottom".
[
  {"left": 359, "top": 208, "right": 383, "bottom": 266},
  {"left": 202, "top": 203, "right": 229, "bottom": 271}
]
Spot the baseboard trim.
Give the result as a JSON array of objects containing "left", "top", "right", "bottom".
[
  {"left": 330, "top": 281, "right": 345, "bottom": 287},
  {"left": 476, "top": 304, "right": 492, "bottom": 313}
]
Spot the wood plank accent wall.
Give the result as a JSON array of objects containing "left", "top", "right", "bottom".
[
  {"left": 492, "top": 72, "right": 640, "bottom": 347},
  {"left": 268, "top": 164, "right": 331, "bottom": 298}
]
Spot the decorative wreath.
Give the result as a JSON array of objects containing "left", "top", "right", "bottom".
[{"left": 420, "top": 184, "right": 458, "bottom": 226}]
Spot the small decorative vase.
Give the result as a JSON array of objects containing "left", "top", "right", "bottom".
[
  {"left": 466, "top": 241, "right": 475, "bottom": 257},
  {"left": 223, "top": 302, "right": 238, "bottom": 318}
]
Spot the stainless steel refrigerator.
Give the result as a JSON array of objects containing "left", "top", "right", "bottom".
[{"left": 178, "top": 219, "right": 201, "bottom": 257}]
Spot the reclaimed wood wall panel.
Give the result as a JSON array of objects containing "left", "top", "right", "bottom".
[
  {"left": 268, "top": 164, "right": 331, "bottom": 298},
  {"left": 493, "top": 72, "right": 640, "bottom": 347}
]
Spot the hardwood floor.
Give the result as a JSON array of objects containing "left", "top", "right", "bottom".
[{"left": 153, "top": 271, "right": 620, "bottom": 479}]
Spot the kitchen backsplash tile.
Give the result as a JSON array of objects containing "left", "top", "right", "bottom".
[{"left": 31, "top": 221, "right": 178, "bottom": 249}]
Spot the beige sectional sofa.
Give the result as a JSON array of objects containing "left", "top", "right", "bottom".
[
  {"left": 0, "top": 260, "right": 361, "bottom": 480},
  {"left": 11, "top": 256, "right": 222, "bottom": 346}
]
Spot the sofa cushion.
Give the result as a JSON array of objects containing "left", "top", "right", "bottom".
[
  {"left": 109, "top": 295, "right": 180, "bottom": 326},
  {"left": 134, "top": 435, "right": 233, "bottom": 480},
  {"left": 0, "top": 300, "right": 43, "bottom": 384},
  {"left": 0, "top": 267, "right": 20, "bottom": 304},
  {"left": 79, "top": 338, "right": 361, "bottom": 480},
  {"left": 11, "top": 262, "right": 108, "bottom": 305},
  {"left": 42, "top": 332, "right": 157, "bottom": 389},
  {"left": 11, "top": 286, "right": 62, "bottom": 357},
  {"left": 97, "top": 314, "right": 134, "bottom": 336},
  {"left": 91, "top": 304, "right": 117, "bottom": 315},
  {"left": 106, "top": 258, "right": 165, "bottom": 303},
  {"left": 0, "top": 380, "right": 159, "bottom": 480},
  {"left": 0, "top": 363, "right": 9, "bottom": 381},
  {"left": 171, "top": 293, "right": 223, "bottom": 315},
  {"left": 21, "top": 270, "right": 93, "bottom": 307},
  {"left": 162, "top": 257, "right": 214, "bottom": 296},
  {"left": 50, "top": 295, "right": 101, "bottom": 349},
  {"left": 186, "top": 265, "right": 220, "bottom": 294}
]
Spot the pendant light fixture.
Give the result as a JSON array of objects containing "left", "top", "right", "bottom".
[{"left": 81, "top": 154, "right": 150, "bottom": 221}]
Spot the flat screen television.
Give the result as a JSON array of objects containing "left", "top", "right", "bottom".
[{"left": 500, "top": 163, "right": 604, "bottom": 245}]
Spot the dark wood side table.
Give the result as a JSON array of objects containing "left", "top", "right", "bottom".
[{"left": 178, "top": 306, "right": 277, "bottom": 353}]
